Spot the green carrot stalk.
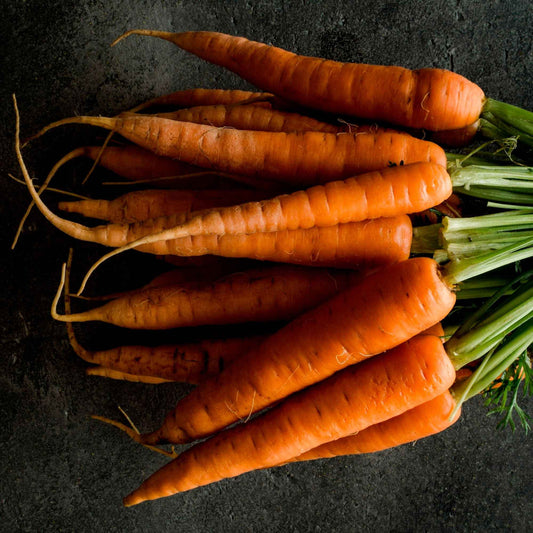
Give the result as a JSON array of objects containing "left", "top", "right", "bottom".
[
  {"left": 449, "top": 165, "right": 533, "bottom": 206},
  {"left": 445, "top": 271, "right": 533, "bottom": 431},
  {"left": 481, "top": 99, "right": 533, "bottom": 149}
]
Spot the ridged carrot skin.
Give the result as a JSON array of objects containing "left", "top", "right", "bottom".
[
  {"left": 289, "top": 390, "right": 460, "bottom": 462},
  {"left": 49, "top": 114, "right": 447, "bottom": 186},
  {"left": 138, "top": 257, "right": 456, "bottom": 445},
  {"left": 147, "top": 216, "right": 413, "bottom": 269},
  {"left": 154, "top": 104, "right": 341, "bottom": 133},
  {"left": 123, "top": 333, "right": 456, "bottom": 505},
  {"left": 116, "top": 30, "right": 485, "bottom": 131},
  {"left": 58, "top": 188, "right": 269, "bottom": 224},
  {"left": 55, "top": 265, "right": 357, "bottom": 329}
]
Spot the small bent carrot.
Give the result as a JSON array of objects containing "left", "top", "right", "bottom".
[
  {"left": 58, "top": 188, "right": 270, "bottom": 224},
  {"left": 52, "top": 265, "right": 358, "bottom": 330},
  {"left": 288, "top": 390, "right": 460, "bottom": 462},
  {"left": 152, "top": 104, "right": 341, "bottom": 133},
  {"left": 121, "top": 332, "right": 456, "bottom": 505},
  {"left": 113, "top": 30, "right": 485, "bottom": 132},
  {"left": 127, "top": 257, "right": 456, "bottom": 445},
  {"left": 30, "top": 114, "right": 447, "bottom": 186}
]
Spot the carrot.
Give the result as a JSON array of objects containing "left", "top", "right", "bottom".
[
  {"left": 428, "top": 120, "right": 481, "bottom": 148},
  {"left": 129, "top": 88, "right": 279, "bottom": 113},
  {"left": 86, "top": 368, "right": 173, "bottom": 383},
  {"left": 59, "top": 145, "right": 202, "bottom": 181},
  {"left": 30, "top": 114, "right": 447, "bottom": 186},
  {"left": 121, "top": 332, "right": 456, "bottom": 505},
  {"left": 287, "top": 391, "right": 460, "bottom": 462},
  {"left": 73, "top": 331, "right": 266, "bottom": 384},
  {"left": 19, "top": 146, "right": 452, "bottom": 261},
  {"left": 52, "top": 265, "right": 358, "bottom": 330},
  {"left": 113, "top": 30, "right": 485, "bottom": 132},
  {"left": 80, "top": 261, "right": 255, "bottom": 301},
  {"left": 151, "top": 104, "right": 341, "bottom": 133},
  {"left": 60, "top": 250, "right": 268, "bottom": 383},
  {"left": 58, "top": 188, "right": 269, "bottom": 224},
  {"left": 117, "top": 257, "right": 455, "bottom": 445},
  {"left": 127, "top": 216, "right": 413, "bottom": 269}
]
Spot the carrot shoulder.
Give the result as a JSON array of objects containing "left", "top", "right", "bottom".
[
  {"left": 123, "top": 333, "right": 456, "bottom": 505},
  {"left": 135, "top": 257, "right": 456, "bottom": 445},
  {"left": 114, "top": 30, "right": 485, "bottom": 131}
]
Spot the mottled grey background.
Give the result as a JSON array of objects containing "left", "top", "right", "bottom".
[{"left": 1, "top": 1, "right": 532, "bottom": 532}]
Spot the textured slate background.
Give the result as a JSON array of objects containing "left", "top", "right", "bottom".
[{"left": 1, "top": 1, "right": 532, "bottom": 531}]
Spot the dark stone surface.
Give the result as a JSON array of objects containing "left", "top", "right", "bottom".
[{"left": 1, "top": 1, "right": 531, "bottom": 531}]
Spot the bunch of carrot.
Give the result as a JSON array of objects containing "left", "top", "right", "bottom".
[{"left": 12, "top": 29, "right": 533, "bottom": 507}]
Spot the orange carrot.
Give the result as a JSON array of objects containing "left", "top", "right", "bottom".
[
  {"left": 113, "top": 30, "right": 485, "bottom": 132},
  {"left": 52, "top": 265, "right": 358, "bottom": 330},
  {"left": 428, "top": 120, "right": 481, "bottom": 147},
  {"left": 73, "top": 331, "right": 266, "bottom": 384},
  {"left": 287, "top": 391, "right": 460, "bottom": 462},
  {"left": 58, "top": 188, "right": 269, "bottom": 224},
  {"left": 80, "top": 261, "right": 255, "bottom": 301},
  {"left": 31, "top": 114, "right": 447, "bottom": 186},
  {"left": 124, "top": 257, "right": 455, "bottom": 445},
  {"left": 20, "top": 155, "right": 452, "bottom": 260},
  {"left": 130, "top": 88, "right": 278, "bottom": 112},
  {"left": 152, "top": 104, "right": 341, "bottom": 133},
  {"left": 86, "top": 368, "right": 173, "bottom": 383},
  {"left": 121, "top": 332, "right": 456, "bottom": 505},
  {"left": 63, "top": 145, "right": 201, "bottom": 180},
  {"left": 61, "top": 252, "right": 268, "bottom": 383},
  {"left": 135, "top": 216, "right": 413, "bottom": 269}
]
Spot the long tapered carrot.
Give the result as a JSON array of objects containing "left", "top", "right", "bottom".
[
  {"left": 288, "top": 390, "right": 460, "bottom": 462},
  {"left": 52, "top": 265, "right": 358, "bottom": 329},
  {"left": 122, "top": 332, "right": 456, "bottom": 505},
  {"left": 113, "top": 30, "right": 485, "bottom": 132},
  {"left": 29, "top": 114, "right": 447, "bottom": 186},
  {"left": 58, "top": 188, "right": 270, "bottom": 224},
  {"left": 120, "top": 257, "right": 455, "bottom": 445},
  {"left": 128, "top": 216, "right": 413, "bottom": 269},
  {"left": 152, "top": 104, "right": 341, "bottom": 133}
]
